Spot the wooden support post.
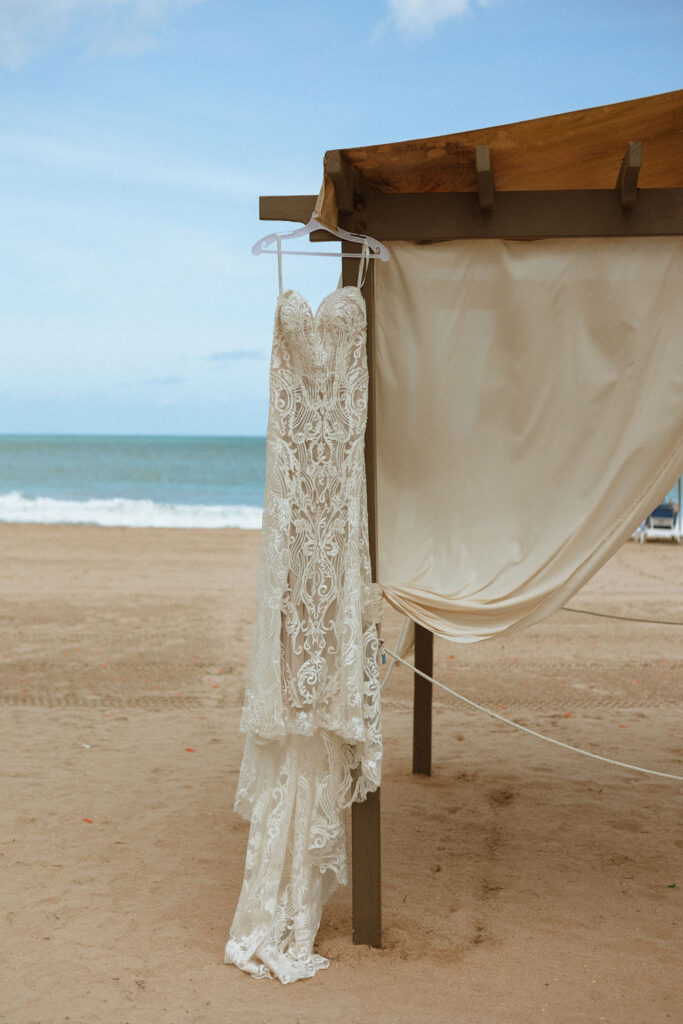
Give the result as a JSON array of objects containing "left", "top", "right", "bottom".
[
  {"left": 351, "top": 786, "right": 381, "bottom": 947},
  {"left": 344, "top": 242, "right": 382, "bottom": 947},
  {"left": 617, "top": 141, "right": 642, "bottom": 209},
  {"left": 413, "top": 624, "right": 433, "bottom": 775}
]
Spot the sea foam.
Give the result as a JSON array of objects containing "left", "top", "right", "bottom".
[{"left": 0, "top": 491, "right": 263, "bottom": 529}]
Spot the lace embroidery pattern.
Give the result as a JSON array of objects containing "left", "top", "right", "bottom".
[{"left": 224, "top": 286, "right": 382, "bottom": 983}]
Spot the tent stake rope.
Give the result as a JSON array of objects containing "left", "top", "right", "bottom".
[
  {"left": 563, "top": 606, "right": 683, "bottom": 626},
  {"left": 380, "top": 642, "right": 683, "bottom": 782}
]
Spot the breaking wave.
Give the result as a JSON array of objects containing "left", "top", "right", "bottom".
[{"left": 0, "top": 491, "right": 263, "bottom": 529}]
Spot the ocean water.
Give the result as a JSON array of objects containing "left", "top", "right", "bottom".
[
  {"left": 1, "top": 434, "right": 680, "bottom": 531},
  {"left": 0, "top": 435, "right": 266, "bottom": 528}
]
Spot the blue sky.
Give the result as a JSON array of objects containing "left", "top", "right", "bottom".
[{"left": 1, "top": 0, "right": 681, "bottom": 436}]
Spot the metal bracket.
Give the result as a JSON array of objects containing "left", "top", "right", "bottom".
[
  {"left": 476, "top": 145, "right": 495, "bottom": 210},
  {"left": 617, "top": 141, "right": 642, "bottom": 209}
]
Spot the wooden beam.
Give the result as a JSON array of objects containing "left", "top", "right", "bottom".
[
  {"left": 345, "top": 241, "right": 382, "bottom": 948},
  {"left": 259, "top": 194, "right": 317, "bottom": 224},
  {"left": 617, "top": 141, "right": 642, "bottom": 208},
  {"left": 476, "top": 145, "right": 495, "bottom": 210},
  {"left": 413, "top": 624, "right": 433, "bottom": 776},
  {"left": 259, "top": 189, "right": 683, "bottom": 238},
  {"left": 337, "top": 188, "right": 683, "bottom": 239},
  {"left": 257, "top": 194, "right": 345, "bottom": 241}
]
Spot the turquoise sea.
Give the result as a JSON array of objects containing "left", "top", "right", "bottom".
[
  {"left": 0, "top": 435, "right": 266, "bottom": 528},
  {"left": 0, "top": 434, "right": 680, "bottom": 530}
]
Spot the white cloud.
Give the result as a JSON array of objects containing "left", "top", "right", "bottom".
[
  {"left": 386, "top": 0, "right": 486, "bottom": 35},
  {"left": 0, "top": 0, "right": 205, "bottom": 69}
]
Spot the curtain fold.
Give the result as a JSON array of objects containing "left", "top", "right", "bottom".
[{"left": 375, "top": 237, "right": 683, "bottom": 643}]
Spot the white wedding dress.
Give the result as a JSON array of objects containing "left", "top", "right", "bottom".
[{"left": 223, "top": 271, "right": 382, "bottom": 983}]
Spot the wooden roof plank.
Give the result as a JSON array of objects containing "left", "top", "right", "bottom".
[{"left": 334, "top": 90, "right": 683, "bottom": 193}]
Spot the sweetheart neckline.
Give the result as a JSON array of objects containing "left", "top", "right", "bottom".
[{"left": 278, "top": 285, "right": 365, "bottom": 322}]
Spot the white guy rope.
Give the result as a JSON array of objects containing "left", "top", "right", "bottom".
[
  {"left": 380, "top": 642, "right": 683, "bottom": 782},
  {"left": 563, "top": 606, "right": 683, "bottom": 626}
]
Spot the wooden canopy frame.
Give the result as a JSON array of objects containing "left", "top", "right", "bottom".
[{"left": 257, "top": 90, "right": 683, "bottom": 949}]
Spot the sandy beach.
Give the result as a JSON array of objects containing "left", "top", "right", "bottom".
[{"left": 1, "top": 523, "right": 681, "bottom": 1024}]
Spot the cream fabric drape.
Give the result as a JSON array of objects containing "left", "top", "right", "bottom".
[{"left": 375, "top": 237, "right": 683, "bottom": 643}]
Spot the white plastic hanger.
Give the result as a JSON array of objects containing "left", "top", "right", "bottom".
[{"left": 251, "top": 214, "right": 390, "bottom": 261}]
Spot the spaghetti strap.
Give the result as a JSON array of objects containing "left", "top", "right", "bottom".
[
  {"left": 357, "top": 242, "right": 370, "bottom": 290},
  {"left": 276, "top": 237, "right": 283, "bottom": 296}
]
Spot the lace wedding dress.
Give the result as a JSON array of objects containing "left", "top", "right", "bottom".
[{"left": 223, "top": 278, "right": 383, "bottom": 984}]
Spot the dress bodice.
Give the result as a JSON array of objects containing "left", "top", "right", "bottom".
[
  {"left": 274, "top": 286, "right": 366, "bottom": 373},
  {"left": 270, "top": 288, "right": 370, "bottom": 499}
]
